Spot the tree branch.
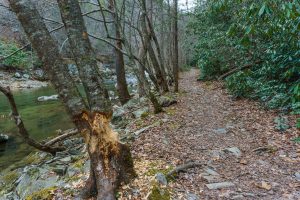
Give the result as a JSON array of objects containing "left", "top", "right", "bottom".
[
  {"left": 0, "top": 25, "right": 64, "bottom": 62},
  {"left": 0, "top": 86, "right": 64, "bottom": 154},
  {"left": 44, "top": 128, "right": 78, "bottom": 146},
  {"left": 218, "top": 60, "right": 263, "bottom": 80},
  {"left": 166, "top": 161, "right": 204, "bottom": 177}
]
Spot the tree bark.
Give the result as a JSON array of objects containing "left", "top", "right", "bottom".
[
  {"left": 108, "top": 0, "right": 131, "bottom": 105},
  {"left": 57, "top": 1, "right": 135, "bottom": 199},
  {"left": 8, "top": 0, "right": 87, "bottom": 118},
  {"left": 140, "top": 0, "right": 169, "bottom": 93},
  {"left": 173, "top": 0, "right": 179, "bottom": 92},
  {"left": 9, "top": 0, "right": 135, "bottom": 199}
]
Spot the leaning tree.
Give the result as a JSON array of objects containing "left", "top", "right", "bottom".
[{"left": 8, "top": 0, "right": 135, "bottom": 199}]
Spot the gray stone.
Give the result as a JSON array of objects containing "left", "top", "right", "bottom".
[
  {"left": 0, "top": 192, "right": 20, "bottom": 200},
  {"left": 159, "top": 96, "right": 177, "bottom": 107},
  {"left": 126, "top": 75, "right": 137, "bottom": 87},
  {"left": 257, "top": 160, "right": 270, "bottom": 167},
  {"left": 294, "top": 172, "right": 300, "bottom": 181},
  {"left": 242, "top": 193, "right": 256, "bottom": 197},
  {"left": 133, "top": 107, "right": 149, "bottom": 118},
  {"left": 210, "top": 150, "right": 225, "bottom": 159},
  {"left": 52, "top": 165, "right": 67, "bottom": 176},
  {"left": 155, "top": 173, "right": 168, "bottom": 185},
  {"left": 202, "top": 175, "right": 220, "bottom": 183},
  {"left": 22, "top": 74, "right": 30, "bottom": 79},
  {"left": 224, "top": 147, "right": 242, "bottom": 157},
  {"left": 187, "top": 193, "right": 199, "bottom": 200},
  {"left": 68, "top": 149, "right": 81, "bottom": 155},
  {"left": 123, "top": 98, "right": 140, "bottom": 109},
  {"left": 0, "top": 134, "right": 9, "bottom": 143},
  {"left": 68, "top": 64, "right": 79, "bottom": 76},
  {"left": 83, "top": 160, "right": 91, "bottom": 174},
  {"left": 59, "top": 156, "right": 72, "bottom": 163},
  {"left": 131, "top": 188, "right": 140, "bottom": 196},
  {"left": 67, "top": 166, "right": 81, "bottom": 177},
  {"left": 206, "top": 182, "right": 235, "bottom": 190},
  {"left": 214, "top": 128, "right": 228, "bottom": 134},
  {"left": 14, "top": 72, "right": 21, "bottom": 78},
  {"left": 231, "top": 195, "right": 244, "bottom": 199},
  {"left": 33, "top": 69, "right": 49, "bottom": 81},
  {"left": 37, "top": 94, "right": 59, "bottom": 102},
  {"left": 204, "top": 168, "right": 219, "bottom": 176},
  {"left": 112, "top": 105, "right": 126, "bottom": 121}
]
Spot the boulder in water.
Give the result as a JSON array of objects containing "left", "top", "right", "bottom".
[
  {"left": 14, "top": 72, "right": 22, "bottom": 79},
  {"left": 32, "top": 69, "right": 48, "bottom": 81},
  {"left": 37, "top": 95, "right": 59, "bottom": 102},
  {"left": 0, "top": 134, "right": 9, "bottom": 143}
]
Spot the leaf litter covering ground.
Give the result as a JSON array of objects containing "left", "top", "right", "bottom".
[{"left": 59, "top": 69, "right": 299, "bottom": 200}]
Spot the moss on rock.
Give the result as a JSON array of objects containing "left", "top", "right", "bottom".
[
  {"left": 2, "top": 170, "right": 20, "bottom": 185},
  {"left": 25, "top": 186, "right": 57, "bottom": 200},
  {"left": 148, "top": 184, "right": 170, "bottom": 200}
]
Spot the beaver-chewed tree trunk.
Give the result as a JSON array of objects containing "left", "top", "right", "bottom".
[
  {"left": 80, "top": 112, "right": 135, "bottom": 200},
  {"left": 9, "top": 0, "right": 135, "bottom": 199},
  {"left": 56, "top": 0, "right": 135, "bottom": 198}
]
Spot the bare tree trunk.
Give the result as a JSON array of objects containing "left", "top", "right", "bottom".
[
  {"left": 166, "top": 0, "right": 175, "bottom": 83},
  {"left": 57, "top": 1, "right": 135, "bottom": 199},
  {"left": 9, "top": 0, "right": 135, "bottom": 199},
  {"left": 108, "top": 0, "right": 131, "bottom": 105},
  {"left": 173, "top": 0, "right": 179, "bottom": 92},
  {"left": 145, "top": 14, "right": 169, "bottom": 92},
  {"left": 140, "top": 0, "right": 169, "bottom": 93},
  {"left": 8, "top": 0, "right": 87, "bottom": 118}
]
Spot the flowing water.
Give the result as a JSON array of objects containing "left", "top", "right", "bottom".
[{"left": 0, "top": 86, "right": 74, "bottom": 170}]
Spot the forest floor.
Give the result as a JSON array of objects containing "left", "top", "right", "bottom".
[{"left": 118, "top": 68, "right": 300, "bottom": 200}]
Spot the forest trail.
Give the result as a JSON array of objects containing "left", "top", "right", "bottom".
[{"left": 121, "top": 68, "right": 300, "bottom": 199}]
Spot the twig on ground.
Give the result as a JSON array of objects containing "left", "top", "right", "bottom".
[{"left": 167, "top": 161, "right": 204, "bottom": 177}]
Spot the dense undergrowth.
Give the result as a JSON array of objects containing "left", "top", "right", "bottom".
[
  {"left": 0, "top": 39, "right": 39, "bottom": 69},
  {"left": 187, "top": 0, "right": 300, "bottom": 127}
]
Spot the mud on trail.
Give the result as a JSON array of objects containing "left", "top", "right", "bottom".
[{"left": 119, "top": 68, "right": 300, "bottom": 200}]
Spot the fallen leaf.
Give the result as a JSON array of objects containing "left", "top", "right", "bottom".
[
  {"left": 239, "top": 159, "right": 248, "bottom": 165},
  {"left": 260, "top": 181, "right": 272, "bottom": 190}
]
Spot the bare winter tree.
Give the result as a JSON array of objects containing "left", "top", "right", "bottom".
[
  {"left": 173, "top": 0, "right": 179, "bottom": 92},
  {"left": 8, "top": 0, "right": 135, "bottom": 199}
]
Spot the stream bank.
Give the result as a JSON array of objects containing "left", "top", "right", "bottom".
[{"left": 0, "top": 93, "right": 177, "bottom": 199}]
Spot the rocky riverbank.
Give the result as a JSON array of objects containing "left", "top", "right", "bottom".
[
  {"left": 0, "top": 94, "right": 177, "bottom": 200},
  {"left": 0, "top": 71, "right": 48, "bottom": 91}
]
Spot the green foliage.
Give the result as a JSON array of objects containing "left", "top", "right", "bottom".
[
  {"left": 148, "top": 184, "right": 170, "bottom": 200},
  {"left": 0, "top": 39, "right": 39, "bottom": 69},
  {"left": 274, "top": 116, "right": 290, "bottom": 132},
  {"left": 187, "top": 0, "right": 300, "bottom": 114},
  {"left": 292, "top": 137, "right": 300, "bottom": 143},
  {"left": 297, "top": 118, "right": 300, "bottom": 129}
]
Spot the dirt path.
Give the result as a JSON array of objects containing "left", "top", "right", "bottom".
[{"left": 120, "top": 69, "right": 299, "bottom": 200}]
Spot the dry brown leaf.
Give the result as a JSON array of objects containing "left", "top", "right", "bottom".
[
  {"left": 239, "top": 159, "right": 248, "bottom": 165},
  {"left": 259, "top": 181, "right": 272, "bottom": 190}
]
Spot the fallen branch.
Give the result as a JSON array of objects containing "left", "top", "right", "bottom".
[
  {"left": 218, "top": 60, "right": 263, "bottom": 80},
  {"left": 0, "top": 25, "right": 64, "bottom": 62},
  {"left": 0, "top": 86, "right": 64, "bottom": 154},
  {"left": 44, "top": 128, "right": 78, "bottom": 146},
  {"left": 166, "top": 161, "right": 204, "bottom": 177},
  {"left": 0, "top": 44, "right": 30, "bottom": 62}
]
